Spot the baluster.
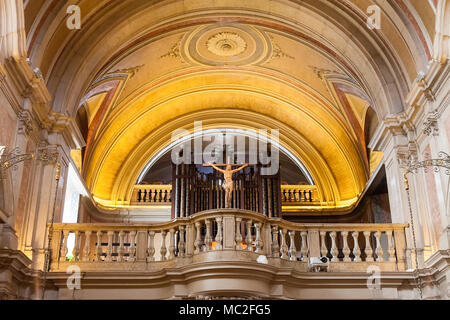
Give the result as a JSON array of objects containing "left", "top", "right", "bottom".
[
  {"left": 309, "top": 190, "right": 312, "bottom": 202},
  {"left": 178, "top": 225, "right": 186, "bottom": 257},
  {"left": 194, "top": 222, "right": 202, "bottom": 254},
  {"left": 300, "top": 231, "right": 308, "bottom": 261},
  {"left": 205, "top": 219, "right": 212, "bottom": 251},
  {"left": 271, "top": 226, "right": 280, "bottom": 257},
  {"left": 288, "top": 190, "right": 292, "bottom": 201},
  {"left": 154, "top": 190, "right": 157, "bottom": 202},
  {"left": 280, "top": 229, "right": 289, "bottom": 259},
  {"left": 282, "top": 190, "right": 286, "bottom": 201},
  {"left": 60, "top": 230, "right": 69, "bottom": 262},
  {"left": 164, "top": 190, "right": 168, "bottom": 202},
  {"left": 330, "top": 231, "right": 338, "bottom": 262},
  {"left": 320, "top": 231, "right": 327, "bottom": 258},
  {"left": 235, "top": 217, "right": 243, "bottom": 250},
  {"left": 375, "top": 231, "right": 383, "bottom": 261},
  {"left": 73, "top": 231, "right": 80, "bottom": 261},
  {"left": 178, "top": 226, "right": 186, "bottom": 257},
  {"left": 364, "top": 231, "right": 374, "bottom": 262},
  {"left": 215, "top": 217, "right": 223, "bottom": 250},
  {"left": 159, "top": 190, "right": 162, "bottom": 202},
  {"left": 352, "top": 231, "right": 361, "bottom": 262},
  {"left": 129, "top": 230, "right": 136, "bottom": 262},
  {"left": 303, "top": 190, "right": 307, "bottom": 202},
  {"left": 106, "top": 231, "right": 114, "bottom": 262},
  {"left": 147, "top": 231, "right": 156, "bottom": 261},
  {"left": 288, "top": 230, "right": 297, "bottom": 261},
  {"left": 160, "top": 230, "right": 167, "bottom": 261},
  {"left": 245, "top": 219, "right": 253, "bottom": 251},
  {"left": 144, "top": 190, "right": 148, "bottom": 202},
  {"left": 387, "top": 230, "right": 394, "bottom": 262},
  {"left": 117, "top": 231, "right": 125, "bottom": 262},
  {"left": 168, "top": 229, "right": 175, "bottom": 259},
  {"left": 342, "top": 231, "right": 351, "bottom": 262},
  {"left": 95, "top": 231, "right": 102, "bottom": 262},
  {"left": 82, "top": 231, "right": 92, "bottom": 262},
  {"left": 254, "top": 222, "right": 263, "bottom": 253}
]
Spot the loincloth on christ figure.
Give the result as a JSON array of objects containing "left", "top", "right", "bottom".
[{"left": 222, "top": 181, "right": 233, "bottom": 190}]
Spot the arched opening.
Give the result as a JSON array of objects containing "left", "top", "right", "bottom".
[{"left": 137, "top": 129, "right": 314, "bottom": 186}]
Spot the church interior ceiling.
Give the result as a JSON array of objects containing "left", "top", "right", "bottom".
[{"left": 22, "top": 0, "right": 435, "bottom": 212}]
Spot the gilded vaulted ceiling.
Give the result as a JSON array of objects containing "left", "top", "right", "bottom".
[{"left": 23, "top": 0, "right": 436, "bottom": 211}]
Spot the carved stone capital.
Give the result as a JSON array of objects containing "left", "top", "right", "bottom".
[
  {"left": 35, "top": 142, "right": 59, "bottom": 165},
  {"left": 396, "top": 146, "right": 418, "bottom": 169},
  {"left": 423, "top": 110, "right": 440, "bottom": 136},
  {"left": 17, "top": 110, "right": 34, "bottom": 135}
]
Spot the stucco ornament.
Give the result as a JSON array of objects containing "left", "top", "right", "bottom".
[{"left": 206, "top": 32, "right": 247, "bottom": 56}]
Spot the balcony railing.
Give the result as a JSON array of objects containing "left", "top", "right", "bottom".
[
  {"left": 131, "top": 185, "right": 319, "bottom": 205},
  {"left": 280, "top": 185, "right": 318, "bottom": 203},
  {"left": 131, "top": 185, "right": 172, "bottom": 204},
  {"left": 49, "top": 210, "right": 408, "bottom": 272}
]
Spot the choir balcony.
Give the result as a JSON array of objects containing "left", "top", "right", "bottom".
[
  {"left": 47, "top": 209, "right": 414, "bottom": 299},
  {"left": 45, "top": 209, "right": 414, "bottom": 299},
  {"left": 49, "top": 209, "right": 407, "bottom": 272}
]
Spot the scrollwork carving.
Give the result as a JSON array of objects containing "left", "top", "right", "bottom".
[{"left": 423, "top": 111, "right": 440, "bottom": 136}]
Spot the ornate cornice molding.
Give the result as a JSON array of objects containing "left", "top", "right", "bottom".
[
  {"left": 48, "top": 112, "right": 86, "bottom": 149},
  {"left": 383, "top": 112, "right": 415, "bottom": 136},
  {"left": 4, "top": 57, "right": 51, "bottom": 106},
  {"left": 406, "top": 60, "right": 450, "bottom": 113}
]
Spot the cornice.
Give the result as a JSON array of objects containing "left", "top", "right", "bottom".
[
  {"left": 1, "top": 56, "right": 86, "bottom": 149},
  {"left": 4, "top": 56, "right": 51, "bottom": 105},
  {"left": 47, "top": 112, "right": 86, "bottom": 149},
  {"left": 370, "top": 60, "right": 450, "bottom": 153}
]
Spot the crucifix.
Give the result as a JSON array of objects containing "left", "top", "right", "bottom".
[{"left": 204, "top": 162, "right": 248, "bottom": 208}]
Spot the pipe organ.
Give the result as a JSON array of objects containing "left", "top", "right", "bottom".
[{"left": 171, "top": 164, "right": 281, "bottom": 218}]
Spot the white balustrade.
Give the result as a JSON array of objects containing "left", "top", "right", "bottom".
[{"left": 48, "top": 212, "right": 408, "bottom": 273}]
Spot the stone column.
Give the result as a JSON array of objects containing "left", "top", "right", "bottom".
[{"left": 382, "top": 127, "right": 427, "bottom": 269}]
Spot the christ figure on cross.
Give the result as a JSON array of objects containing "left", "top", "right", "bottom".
[{"left": 205, "top": 163, "right": 249, "bottom": 208}]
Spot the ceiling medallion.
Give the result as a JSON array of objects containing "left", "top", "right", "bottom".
[
  {"left": 206, "top": 32, "right": 247, "bottom": 57},
  {"left": 183, "top": 23, "right": 272, "bottom": 66}
]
